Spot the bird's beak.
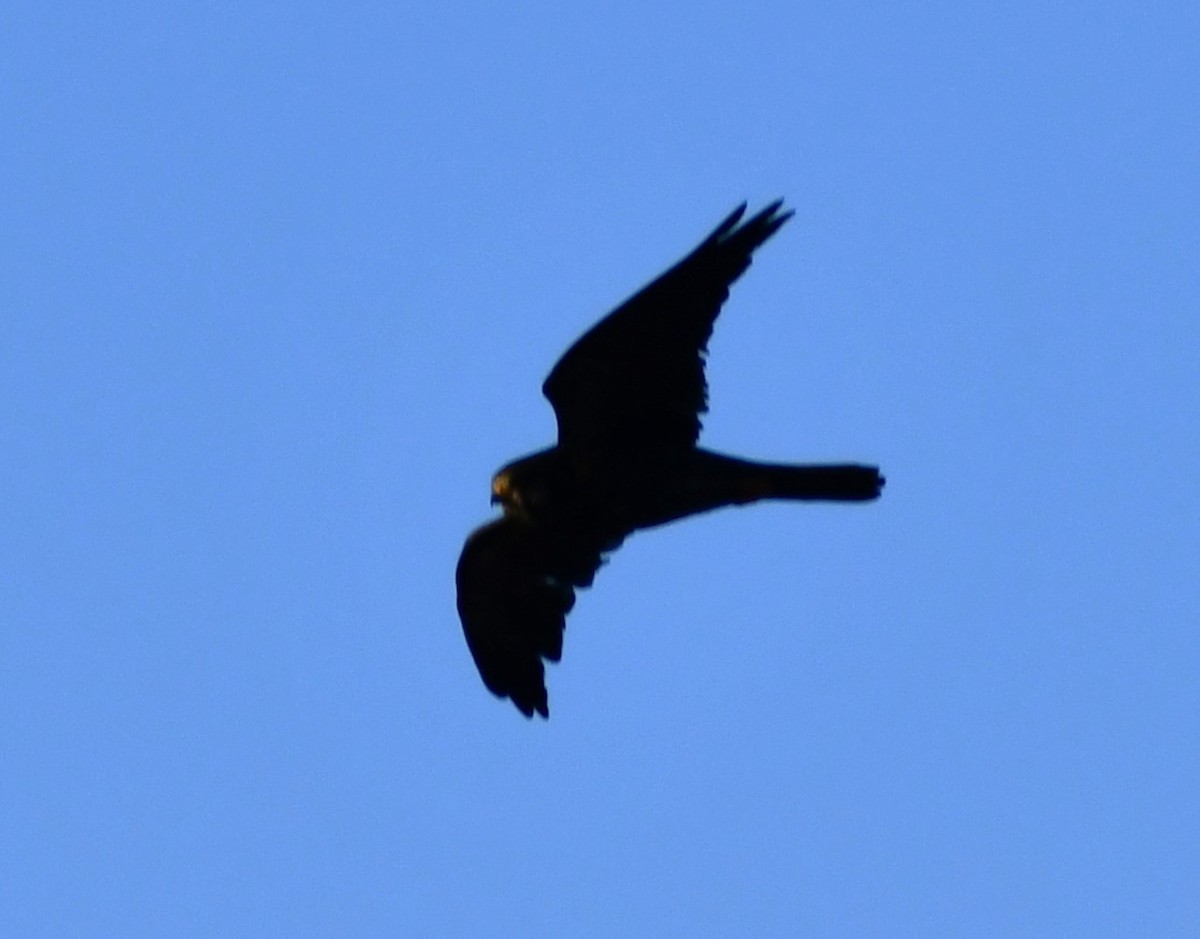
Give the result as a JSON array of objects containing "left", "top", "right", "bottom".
[{"left": 490, "top": 492, "right": 501, "bottom": 506}]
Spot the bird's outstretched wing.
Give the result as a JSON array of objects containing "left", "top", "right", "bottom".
[
  {"left": 455, "top": 517, "right": 610, "bottom": 718},
  {"left": 542, "top": 201, "right": 793, "bottom": 457}
]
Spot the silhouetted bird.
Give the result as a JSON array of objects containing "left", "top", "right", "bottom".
[{"left": 456, "top": 202, "right": 883, "bottom": 718}]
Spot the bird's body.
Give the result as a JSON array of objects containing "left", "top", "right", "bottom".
[{"left": 456, "top": 202, "right": 884, "bottom": 718}]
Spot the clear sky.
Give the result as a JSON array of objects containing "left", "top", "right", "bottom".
[{"left": 3, "top": 3, "right": 1197, "bottom": 936}]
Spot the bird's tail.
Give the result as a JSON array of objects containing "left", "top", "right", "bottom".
[
  {"left": 630, "top": 451, "right": 884, "bottom": 532},
  {"left": 701, "top": 452, "right": 885, "bottom": 505},
  {"left": 748, "top": 461, "right": 885, "bottom": 502}
]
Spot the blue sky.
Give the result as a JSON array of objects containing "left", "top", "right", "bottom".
[{"left": 3, "top": 2, "right": 1197, "bottom": 935}]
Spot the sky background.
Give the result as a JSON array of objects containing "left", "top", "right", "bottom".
[{"left": 3, "top": 2, "right": 1198, "bottom": 936}]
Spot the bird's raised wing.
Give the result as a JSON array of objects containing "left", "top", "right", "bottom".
[
  {"left": 542, "top": 201, "right": 793, "bottom": 456},
  {"left": 455, "top": 517, "right": 612, "bottom": 718}
]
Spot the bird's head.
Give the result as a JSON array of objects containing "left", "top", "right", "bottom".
[
  {"left": 491, "top": 470, "right": 522, "bottom": 512},
  {"left": 491, "top": 447, "right": 560, "bottom": 520}
]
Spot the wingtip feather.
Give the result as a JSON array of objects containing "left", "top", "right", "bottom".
[
  {"left": 707, "top": 202, "right": 748, "bottom": 242},
  {"left": 717, "top": 199, "right": 793, "bottom": 247}
]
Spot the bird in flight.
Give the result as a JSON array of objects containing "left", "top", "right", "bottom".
[{"left": 456, "top": 201, "right": 884, "bottom": 718}]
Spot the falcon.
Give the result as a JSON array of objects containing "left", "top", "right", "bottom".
[{"left": 456, "top": 201, "right": 884, "bottom": 717}]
